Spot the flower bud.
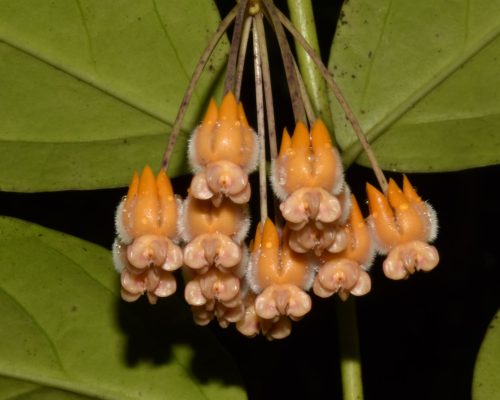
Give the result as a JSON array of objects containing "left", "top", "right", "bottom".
[
  {"left": 366, "top": 177, "right": 439, "bottom": 280},
  {"left": 189, "top": 92, "right": 258, "bottom": 172},
  {"left": 313, "top": 196, "right": 374, "bottom": 299},
  {"left": 247, "top": 219, "right": 313, "bottom": 292},
  {"left": 116, "top": 166, "right": 178, "bottom": 243},
  {"left": 181, "top": 195, "right": 250, "bottom": 243},
  {"left": 247, "top": 220, "right": 313, "bottom": 326},
  {"left": 272, "top": 120, "right": 343, "bottom": 200},
  {"left": 113, "top": 166, "right": 182, "bottom": 304}
]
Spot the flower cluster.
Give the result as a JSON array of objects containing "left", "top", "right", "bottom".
[
  {"left": 180, "top": 92, "right": 257, "bottom": 327},
  {"left": 112, "top": 92, "right": 439, "bottom": 340},
  {"left": 113, "top": 166, "right": 183, "bottom": 304}
]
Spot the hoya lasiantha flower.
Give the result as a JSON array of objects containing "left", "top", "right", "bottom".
[
  {"left": 180, "top": 92, "right": 256, "bottom": 328},
  {"left": 243, "top": 219, "right": 314, "bottom": 339},
  {"left": 313, "top": 195, "right": 374, "bottom": 300},
  {"left": 367, "top": 176, "right": 439, "bottom": 280},
  {"left": 113, "top": 166, "right": 183, "bottom": 304},
  {"left": 189, "top": 92, "right": 258, "bottom": 206},
  {"left": 271, "top": 120, "right": 351, "bottom": 256}
]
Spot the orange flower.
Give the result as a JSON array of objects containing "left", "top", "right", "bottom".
[
  {"left": 366, "top": 176, "right": 439, "bottom": 280},
  {"left": 247, "top": 219, "right": 313, "bottom": 327},
  {"left": 113, "top": 166, "right": 182, "bottom": 303},
  {"left": 117, "top": 166, "right": 178, "bottom": 242},
  {"left": 190, "top": 92, "right": 257, "bottom": 170},
  {"left": 272, "top": 120, "right": 344, "bottom": 200},
  {"left": 184, "top": 268, "right": 245, "bottom": 328},
  {"left": 313, "top": 196, "right": 374, "bottom": 299},
  {"left": 236, "top": 292, "right": 292, "bottom": 341},
  {"left": 188, "top": 92, "right": 258, "bottom": 205},
  {"left": 181, "top": 194, "right": 250, "bottom": 243}
]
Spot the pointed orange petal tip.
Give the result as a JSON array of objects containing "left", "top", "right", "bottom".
[
  {"left": 311, "top": 120, "right": 332, "bottom": 149},
  {"left": 237, "top": 102, "right": 249, "bottom": 127},
  {"left": 253, "top": 221, "right": 263, "bottom": 251},
  {"left": 349, "top": 194, "right": 364, "bottom": 225},
  {"left": 262, "top": 218, "right": 279, "bottom": 249},
  {"left": 139, "top": 165, "right": 156, "bottom": 195},
  {"left": 402, "top": 175, "right": 422, "bottom": 203},
  {"left": 219, "top": 91, "right": 238, "bottom": 121},
  {"left": 127, "top": 171, "right": 140, "bottom": 198},
  {"left": 366, "top": 182, "right": 388, "bottom": 212},
  {"left": 388, "top": 178, "right": 409, "bottom": 209},
  {"left": 279, "top": 128, "right": 292, "bottom": 156},
  {"left": 156, "top": 169, "right": 174, "bottom": 198},
  {"left": 291, "top": 121, "right": 310, "bottom": 149},
  {"left": 202, "top": 99, "right": 218, "bottom": 125}
]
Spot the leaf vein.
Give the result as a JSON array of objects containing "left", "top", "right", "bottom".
[
  {"left": 0, "top": 369, "right": 114, "bottom": 400},
  {"left": 360, "top": 0, "right": 393, "bottom": 107},
  {"left": 343, "top": 23, "right": 500, "bottom": 166},
  {"left": 151, "top": 0, "right": 192, "bottom": 88},
  {"left": 74, "top": 0, "right": 97, "bottom": 71},
  {"left": 0, "top": 286, "right": 66, "bottom": 375},
  {"left": 34, "top": 237, "right": 116, "bottom": 296},
  {"left": 0, "top": 39, "right": 168, "bottom": 127}
]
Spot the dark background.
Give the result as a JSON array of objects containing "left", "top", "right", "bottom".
[{"left": 1, "top": 1, "right": 499, "bottom": 399}]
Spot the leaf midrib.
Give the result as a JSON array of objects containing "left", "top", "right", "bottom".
[
  {"left": 0, "top": 369, "right": 116, "bottom": 400},
  {"left": 341, "top": 21, "right": 500, "bottom": 166},
  {"left": 0, "top": 130, "right": 189, "bottom": 145},
  {"left": 0, "top": 37, "right": 173, "bottom": 128}
]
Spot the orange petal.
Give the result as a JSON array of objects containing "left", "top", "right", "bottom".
[
  {"left": 254, "top": 219, "right": 280, "bottom": 289},
  {"left": 402, "top": 175, "right": 423, "bottom": 203},
  {"left": 291, "top": 121, "right": 310, "bottom": 150},
  {"left": 214, "top": 94, "right": 252, "bottom": 166},
  {"left": 238, "top": 102, "right": 249, "bottom": 128},
  {"left": 388, "top": 179, "right": 427, "bottom": 242},
  {"left": 343, "top": 195, "right": 373, "bottom": 265},
  {"left": 125, "top": 171, "right": 139, "bottom": 208},
  {"left": 311, "top": 120, "right": 341, "bottom": 191},
  {"left": 279, "top": 128, "right": 292, "bottom": 156},
  {"left": 279, "top": 231, "right": 311, "bottom": 287},
  {"left": 185, "top": 196, "right": 245, "bottom": 238},
  {"left": 133, "top": 166, "right": 160, "bottom": 236},
  {"left": 366, "top": 183, "right": 400, "bottom": 250},
  {"left": 156, "top": 169, "right": 177, "bottom": 237},
  {"left": 218, "top": 91, "right": 238, "bottom": 121},
  {"left": 122, "top": 171, "right": 139, "bottom": 239},
  {"left": 202, "top": 98, "right": 218, "bottom": 125}
]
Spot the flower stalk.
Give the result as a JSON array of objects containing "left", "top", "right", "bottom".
[
  {"left": 276, "top": 8, "right": 388, "bottom": 194},
  {"left": 287, "top": 0, "right": 334, "bottom": 132},
  {"left": 252, "top": 15, "right": 268, "bottom": 224},
  {"left": 161, "top": 6, "right": 238, "bottom": 172}
]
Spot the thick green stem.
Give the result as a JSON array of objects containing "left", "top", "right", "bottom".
[
  {"left": 287, "top": 0, "right": 334, "bottom": 133},
  {"left": 336, "top": 297, "right": 364, "bottom": 400}
]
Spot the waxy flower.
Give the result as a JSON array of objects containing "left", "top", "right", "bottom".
[
  {"left": 183, "top": 267, "right": 246, "bottom": 328},
  {"left": 272, "top": 120, "right": 352, "bottom": 256},
  {"left": 181, "top": 194, "right": 250, "bottom": 273},
  {"left": 313, "top": 196, "right": 374, "bottom": 300},
  {"left": 367, "top": 176, "right": 439, "bottom": 280},
  {"left": 236, "top": 292, "right": 292, "bottom": 341},
  {"left": 246, "top": 219, "right": 313, "bottom": 339},
  {"left": 181, "top": 195, "right": 250, "bottom": 243},
  {"left": 272, "top": 120, "right": 344, "bottom": 200},
  {"left": 114, "top": 166, "right": 183, "bottom": 303},
  {"left": 189, "top": 92, "right": 258, "bottom": 205}
]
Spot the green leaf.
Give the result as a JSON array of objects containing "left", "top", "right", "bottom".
[
  {"left": 0, "top": 0, "right": 228, "bottom": 192},
  {"left": 473, "top": 308, "right": 500, "bottom": 399},
  {"left": 329, "top": 0, "right": 500, "bottom": 172},
  {"left": 0, "top": 216, "right": 246, "bottom": 400}
]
